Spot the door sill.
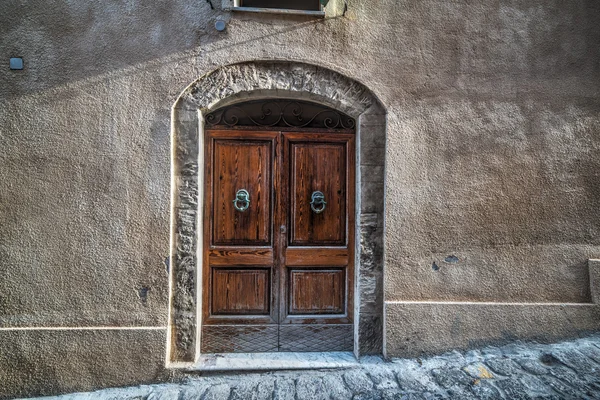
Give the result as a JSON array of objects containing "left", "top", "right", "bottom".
[{"left": 187, "top": 352, "right": 357, "bottom": 371}]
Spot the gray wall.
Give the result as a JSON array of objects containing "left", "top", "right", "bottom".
[{"left": 1, "top": 0, "right": 599, "bottom": 397}]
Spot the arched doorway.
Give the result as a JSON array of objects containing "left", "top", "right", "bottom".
[{"left": 168, "top": 61, "right": 386, "bottom": 364}]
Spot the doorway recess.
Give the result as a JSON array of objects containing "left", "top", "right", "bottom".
[{"left": 168, "top": 61, "right": 386, "bottom": 366}]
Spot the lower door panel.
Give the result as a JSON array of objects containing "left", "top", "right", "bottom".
[{"left": 201, "top": 324, "right": 352, "bottom": 353}]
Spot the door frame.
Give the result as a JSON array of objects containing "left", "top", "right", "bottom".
[{"left": 168, "top": 61, "right": 387, "bottom": 365}]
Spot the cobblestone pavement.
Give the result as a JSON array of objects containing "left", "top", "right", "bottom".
[{"left": 38, "top": 335, "right": 600, "bottom": 400}]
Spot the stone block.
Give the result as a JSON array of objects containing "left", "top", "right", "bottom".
[
  {"left": 360, "top": 146, "right": 386, "bottom": 167},
  {"left": 359, "top": 112, "right": 387, "bottom": 126},
  {"left": 360, "top": 181, "right": 385, "bottom": 213},
  {"left": 360, "top": 166, "right": 385, "bottom": 183},
  {"left": 485, "top": 358, "right": 523, "bottom": 376},
  {"left": 359, "top": 313, "right": 383, "bottom": 355},
  {"left": 359, "top": 124, "right": 387, "bottom": 148},
  {"left": 361, "top": 213, "right": 379, "bottom": 228},
  {"left": 343, "top": 369, "right": 374, "bottom": 394},
  {"left": 295, "top": 376, "right": 328, "bottom": 400}
]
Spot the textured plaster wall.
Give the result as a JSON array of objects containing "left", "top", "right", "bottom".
[{"left": 0, "top": 0, "right": 599, "bottom": 397}]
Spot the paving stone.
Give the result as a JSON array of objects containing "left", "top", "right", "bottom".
[
  {"left": 420, "top": 351, "right": 465, "bottom": 370},
  {"left": 202, "top": 383, "right": 231, "bottom": 400},
  {"left": 273, "top": 378, "right": 295, "bottom": 400},
  {"left": 463, "top": 350, "right": 483, "bottom": 363},
  {"left": 421, "top": 393, "right": 446, "bottom": 400},
  {"left": 470, "top": 380, "right": 503, "bottom": 400},
  {"left": 518, "top": 375, "right": 553, "bottom": 397},
  {"left": 395, "top": 368, "right": 439, "bottom": 393},
  {"left": 446, "top": 388, "right": 478, "bottom": 399},
  {"left": 431, "top": 368, "right": 472, "bottom": 389},
  {"left": 551, "top": 349, "right": 599, "bottom": 373},
  {"left": 369, "top": 367, "right": 400, "bottom": 390},
  {"left": 463, "top": 362, "right": 494, "bottom": 379},
  {"left": 323, "top": 374, "right": 353, "bottom": 400},
  {"left": 539, "top": 376, "right": 588, "bottom": 399},
  {"left": 582, "top": 374, "right": 600, "bottom": 389},
  {"left": 481, "top": 346, "right": 504, "bottom": 358},
  {"left": 295, "top": 376, "right": 328, "bottom": 400},
  {"left": 353, "top": 391, "right": 383, "bottom": 400},
  {"left": 485, "top": 358, "right": 523, "bottom": 376},
  {"left": 578, "top": 343, "right": 600, "bottom": 364},
  {"left": 180, "top": 383, "right": 210, "bottom": 400},
  {"left": 344, "top": 369, "right": 375, "bottom": 394},
  {"left": 145, "top": 387, "right": 183, "bottom": 400},
  {"left": 495, "top": 379, "right": 533, "bottom": 400},
  {"left": 229, "top": 380, "right": 258, "bottom": 400},
  {"left": 380, "top": 389, "right": 405, "bottom": 400},
  {"left": 514, "top": 357, "right": 550, "bottom": 375},
  {"left": 399, "top": 394, "right": 427, "bottom": 400},
  {"left": 547, "top": 366, "right": 595, "bottom": 394},
  {"left": 255, "top": 379, "right": 275, "bottom": 400}
]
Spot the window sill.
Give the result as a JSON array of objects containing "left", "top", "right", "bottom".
[{"left": 232, "top": 6, "right": 325, "bottom": 17}]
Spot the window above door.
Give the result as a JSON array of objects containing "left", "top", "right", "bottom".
[
  {"left": 227, "top": 0, "right": 330, "bottom": 16},
  {"left": 239, "top": 0, "right": 321, "bottom": 11}
]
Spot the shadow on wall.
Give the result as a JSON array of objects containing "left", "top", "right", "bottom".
[{"left": 0, "top": 0, "right": 338, "bottom": 100}]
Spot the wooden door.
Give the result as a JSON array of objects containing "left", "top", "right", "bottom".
[{"left": 202, "top": 129, "right": 354, "bottom": 353}]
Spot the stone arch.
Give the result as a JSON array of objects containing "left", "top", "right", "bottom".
[{"left": 168, "top": 61, "right": 386, "bottom": 364}]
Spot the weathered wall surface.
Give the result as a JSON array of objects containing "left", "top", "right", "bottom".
[{"left": 1, "top": 0, "right": 599, "bottom": 397}]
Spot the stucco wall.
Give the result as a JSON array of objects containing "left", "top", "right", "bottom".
[{"left": 1, "top": 0, "right": 599, "bottom": 397}]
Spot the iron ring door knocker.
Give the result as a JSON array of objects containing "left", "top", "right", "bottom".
[
  {"left": 233, "top": 189, "right": 250, "bottom": 212},
  {"left": 310, "top": 191, "right": 326, "bottom": 214}
]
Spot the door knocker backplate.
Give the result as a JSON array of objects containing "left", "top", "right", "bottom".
[
  {"left": 310, "top": 191, "right": 326, "bottom": 214},
  {"left": 233, "top": 189, "right": 250, "bottom": 212}
]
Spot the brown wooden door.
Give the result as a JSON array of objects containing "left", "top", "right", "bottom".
[{"left": 202, "top": 129, "right": 354, "bottom": 353}]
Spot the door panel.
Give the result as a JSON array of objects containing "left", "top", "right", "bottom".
[
  {"left": 202, "top": 325, "right": 279, "bottom": 353},
  {"left": 285, "top": 248, "right": 348, "bottom": 266},
  {"left": 289, "top": 142, "right": 346, "bottom": 246},
  {"left": 208, "top": 249, "right": 273, "bottom": 266},
  {"left": 212, "top": 268, "right": 271, "bottom": 315},
  {"left": 202, "top": 129, "right": 354, "bottom": 353},
  {"left": 278, "top": 325, "right": 353, "bottom": 352},
  {"left": 212, "top": 139, "right": 272, "bottom": 246},
  {"left": 289, "top": 269, "right": 345, "bottom": 314}
]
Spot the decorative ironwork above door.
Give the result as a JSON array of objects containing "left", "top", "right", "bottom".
[{"left": 205, "top": 99, "right": 356, "bottom": 129}]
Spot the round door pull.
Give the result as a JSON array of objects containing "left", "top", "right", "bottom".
[
  {"left": 233, "top": 189, "right": 250, "bottom": 212},
  {"left": 310, "top": 191, "right": 326, "bottom": 214}
]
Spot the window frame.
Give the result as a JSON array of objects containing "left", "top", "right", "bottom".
[{"left": 232, "top": 0, "right": 326, "bottom": 17}]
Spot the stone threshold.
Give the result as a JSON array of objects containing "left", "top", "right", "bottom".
[{"left": 187, "top": 352, "right": 358, "bottom": 372}]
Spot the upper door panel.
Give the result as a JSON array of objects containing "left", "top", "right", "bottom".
[
  {"left": 212, "top": 138, "right": 273, "bottom": 246},
  {"left": 288, "top": 139, "right": 347, "bottom": 246}
]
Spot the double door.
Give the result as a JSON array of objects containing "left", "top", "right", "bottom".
[{"left": 201, "top": 129, "right": 355, "bottom": 353}]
